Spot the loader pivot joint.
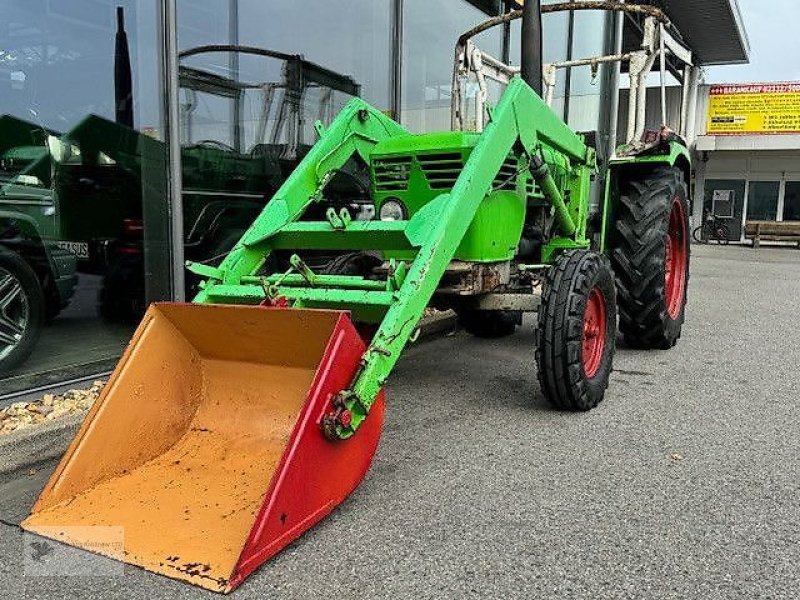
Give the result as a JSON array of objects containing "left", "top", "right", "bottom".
[{"left": 322, "top": 391, "right": 358, "bottom": 441}]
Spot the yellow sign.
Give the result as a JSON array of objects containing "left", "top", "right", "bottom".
[{"left": 707, "top": 83, "right": 800, "bottom": 135}]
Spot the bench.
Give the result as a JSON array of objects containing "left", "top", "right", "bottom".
[{"left": 744, "top": 220, "right": 800, "bottom": 247}]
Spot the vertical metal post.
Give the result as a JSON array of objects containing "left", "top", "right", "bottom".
[
  {"left": 164, "top": 0, "right": 185, "bottom": 301},
  {"left": 659, "top": 23, "right": 667, "bottom": 127},
  {"left": 679, "top": 66, "right": 690, "bottom": 137},
  {"left": 563, "top": 1, "right": 575, "bottom": 123},
  {"left": 599, "top": 3, "right": 623, "bottom": 161},
  {"left": 741, "top": 177, "right": 750, "bottom": 243},
  {"left": 390, "top": 0, "right": 404, "bottom": 120},
  {"left": 691, "top": 157, "right": 705, "bottom": 229},
  {"left": 777, "top": 177, "right": 786, "bottom": 222},
  {"left": 684, "top": 65, "right": 700, "bottom": 146},
  {"left": 229, "top": 0, "right": 242, "bottom": 152},
  {"left": 501, "top": 0, "right": 511, "bottom": 65},
  {"left": 521, "top": 0, "right": 543, "bottom": 96}
]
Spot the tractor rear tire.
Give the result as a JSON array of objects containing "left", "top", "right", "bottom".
[
  {"left": 535, "top": 250, "right": 616, "bottom": 411},
  {"left": 458, "top": 309, "right": 520, "bottom": 338},
  {"left": 611, "top": 166, "right": 690, "bottom": 350}
]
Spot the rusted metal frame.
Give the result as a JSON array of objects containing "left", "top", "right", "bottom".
[
  {"left": 434, "top": 261, "right": 511, "bottom": 295},
  {"left": 452, "top": 4, "right": 676, "bottom": 127},
  {"left": 452, "top": 40, "right": 519, "bottom": 131},
  {"left": 457, "top": 3, "right": 670, "bottom": 48}
]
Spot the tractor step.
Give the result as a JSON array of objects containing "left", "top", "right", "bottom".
[{"left": 264, "top": 220, "right": 414, "bottom": 252}]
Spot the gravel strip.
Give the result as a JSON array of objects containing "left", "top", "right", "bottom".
[{"left": 0, "top": 381, "right": 105, "bottom": 436}]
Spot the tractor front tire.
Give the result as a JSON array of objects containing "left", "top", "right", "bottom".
[
  {"left": 611, "top": 166, "right": 690, "bottom": 349},
  {"left": 535, "top": 250, "right": 616, "bottom": 411}
]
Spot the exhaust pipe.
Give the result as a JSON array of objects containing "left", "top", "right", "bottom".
[{"left": 521, "top": 0, "right": 543, "bottom": 96}]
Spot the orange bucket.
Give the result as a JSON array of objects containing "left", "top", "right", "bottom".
[{"left": 23, "top": 303, "right": 384, "bottom": 592}]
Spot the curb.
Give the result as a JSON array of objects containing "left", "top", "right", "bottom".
[
  {"left": 0, "top": 411, "right": 85, "bottom": 476},
  {"left": 0, "top": 312, "right": 460, "bottom": 477}
]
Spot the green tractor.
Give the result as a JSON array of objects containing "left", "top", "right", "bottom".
[
  {"left": 24, "top": 1, "right": 692, "bottom": 592},
  {"left": 187, "top": 0, "right": 692, "bottom": 417}
]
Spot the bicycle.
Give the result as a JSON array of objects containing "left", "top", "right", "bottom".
[{"left": 692, "top": 213, "right": 730, "bottom": 244}]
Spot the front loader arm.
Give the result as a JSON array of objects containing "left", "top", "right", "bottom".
[
  {"left": 338, "top": 77, "right": 593, "bottom": 437},
  {"left": 190, "top": 99, "right": 408, "bottom": 295}
]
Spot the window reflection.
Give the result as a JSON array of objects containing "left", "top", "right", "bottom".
[
  {"left": 175, "top": 0, "right": 391, "bottom": 275},
  {"left": 0, "top": 0, "right": 169, "bottom": 389},
  {"left": 747, "top": 181, "right": 780, "bottom": 221},
  {"left": 783, "top": 182, "right": 800, "bottom": 222},
  {"left": 402, "top": 0, "right": 503, "bottom": 133}
]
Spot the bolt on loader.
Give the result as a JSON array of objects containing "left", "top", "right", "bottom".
[{"left": 23, "top": 1, "right": 692, "bottom": 593}]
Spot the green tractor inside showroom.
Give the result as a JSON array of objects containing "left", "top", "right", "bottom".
[{"left": 24, "top": 1, "right": 692, "bottom": 593}]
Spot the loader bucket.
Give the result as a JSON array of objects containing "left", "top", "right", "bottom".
[{"left": 22, "top": 303, "right": 384, "bottom": 593}]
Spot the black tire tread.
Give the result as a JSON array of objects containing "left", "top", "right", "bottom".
[
  {"left": 611, "top": 166, "right": 690, "bottom": 350},
  {"left": 535, "top": 249, "right": 616, "bottom": 411}
]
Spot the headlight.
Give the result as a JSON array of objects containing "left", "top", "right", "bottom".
[{"left": 379, "top": 199, "right": 406, "bottom": 221}]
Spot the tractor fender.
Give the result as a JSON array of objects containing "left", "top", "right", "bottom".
[
  {"left": 598, "top": 141, "right": 692, "bottom": 253},
  {"left": 607, "top": 140, "right": 691, "bottom": 186}
]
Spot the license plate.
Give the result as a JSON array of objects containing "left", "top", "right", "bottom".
[{"left": 57, "top": 241, "right": 89, "bottom": 259}]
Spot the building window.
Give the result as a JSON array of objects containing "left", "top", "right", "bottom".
[
  {"left": 782, "top": 181, "right": 800, "bottom": 221},
  {"left": 747, "top": 181, "right": 780, "bottom": 221},
  {"left": 0, "top": 1, "right": 170, "bottom": 391}
]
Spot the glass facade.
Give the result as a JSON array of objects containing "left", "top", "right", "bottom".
[
  {"left": 402, "top": 0, "right": 503, "bottom": 132},
  {"left": 173, "top": 0, "right": 393, "bottom": 281},
  {"left": 0, "top": 0, "right": 171, "bottom": 392},
  {"left": 0, "top": 0, "right": 623, "bottom": 394}
]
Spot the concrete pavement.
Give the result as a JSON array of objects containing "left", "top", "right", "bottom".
[{"left": 1, "top": 243, "right": 799, "bottom": 599}]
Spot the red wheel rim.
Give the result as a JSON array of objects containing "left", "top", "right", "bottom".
[
  {"left": 665, "top": 197, "right": 688, "bottom": 319},
  {"left": 582, "top": 287, "right": 606, "bottom": 378}
]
